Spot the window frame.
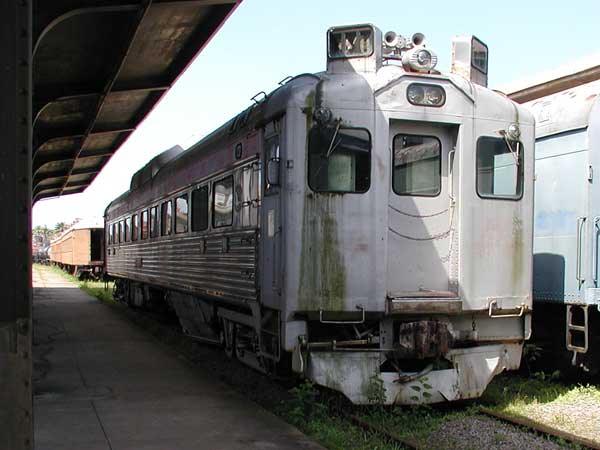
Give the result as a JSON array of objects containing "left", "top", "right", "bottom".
[
  {"left": 392, "top": 133, "right": 442, "bottom": 197},
  {"left": 150, "top": 206, "right": 159, "bottom": 238},
  {"left": 131, "top": 214, "right": 138, "bottom": 241},
  {"left": 475, "top": 136, "right": 524, "bottom": 201},
  {"left": 161, "top": 200, "right": 173, "bottom": 236},
  {"left": 307, "top": 125, "right": 372, "bottom": 194},
  {"left": 191, "top": 185, "right": 210, "bottom": 232},
  {"left": 124, "top": 216, "right": 131, "bottom": 242},
  {"left": 175, "top": 194, "right": 189, "bottom": 234},
  {"left": 141, "top": 209, "right": 149, "bottom": 240},
  {"left": 212, "top": 175, "right": 234, "bottom": 228}
]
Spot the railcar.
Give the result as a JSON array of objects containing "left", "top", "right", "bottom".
[
  {"left": 49, "top": 221, "right": 104, "bottom": 279},
  {"left": 105, "top": 24, "right": 534, "bottom": 404},
  {"left": 524, "top": 78, "right": 600, "bottom": 373}
]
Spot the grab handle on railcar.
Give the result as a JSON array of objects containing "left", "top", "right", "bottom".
[
  {"left": 576, "top": 216, "right": 587, "bottom": 284},
  {"left": 319, "top": 305, "right": 365, "bottom": 324},
  {"left": 448, "top": 149, "right": 456, "bottom": 203},
  {"left": 593, "top": 217, "right": 600, "bottom": 286},
  {"left": 487, "top": 299, "right": 525, "bottom": 318}
]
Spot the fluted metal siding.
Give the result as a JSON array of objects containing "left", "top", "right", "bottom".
[{"left": 107, "top": 230, "right": 258, "bottom": 302}]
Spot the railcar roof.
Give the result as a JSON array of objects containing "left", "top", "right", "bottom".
[{"left": 33, "top": 0, "right": 241, "bottom": 203}]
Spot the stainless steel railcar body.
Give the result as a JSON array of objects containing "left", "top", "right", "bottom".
[
  {"left": 105, "top": 25, "right": 534, "bottom": 404},
  {"left": 526, "top": 79, "right": 600, "bottom": 369}
]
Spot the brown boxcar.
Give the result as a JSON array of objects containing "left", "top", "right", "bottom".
[{"left": 49, "top": 224, "right": 104, "bottom": 279}]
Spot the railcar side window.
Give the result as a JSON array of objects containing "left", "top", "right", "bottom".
[
  {"left": 141, "top": 210, "right": 149, "bottom": 239},
  {"left": 111, "top": 223, "right": 116, "bottom": 244},
  {"left": 108, "top": 224, "right": 113, "bottom": 244},
  {"left": 476, "top": 137, "right": 523, "bottom": 199},
  {"left": 131, "top": 214, "right": 138, "bottom": 241},
  {"left": 393, "top": 134, "right": 441, "bottom": 196},
  {"left": 213, "top": 176, "right": 233, "bottom": 228},
  {"left": 175, "top": 194, "right": 188, "bottom": 234},
  {"left": 192, "top": 186, "right": 209, "bottom": 232},
  {"left": 118, "top": 221, "right": 123, "bottom": 243},
  {"left": 161, "top": 201, "right": 173, "bottom": 236},
  {"left": 124, "top": 217, "right": 131, "bottom": 242},
  {"left": 150, "top": 206, "right": 158, "bottom": 238},
  {"left": 308, "top": 125, "right": 371, "bottom": 193}
]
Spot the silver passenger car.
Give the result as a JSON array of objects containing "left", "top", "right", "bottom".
[
  {"left": 525, "top": 78, "right": 600, "bottom": 371},
  {"left": 105, "top": 24, "right": 534, "bottom": 404}
]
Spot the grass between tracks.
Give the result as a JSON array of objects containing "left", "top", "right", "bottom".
[
  {"left": 41, "top": 264, "right": 598, "bottom": 449},
  {"left": 41, "top": 263, "right": 115, "bottom": 304}
]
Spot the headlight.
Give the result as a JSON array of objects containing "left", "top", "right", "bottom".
[
  {"left": 402, "top": 47, "right": 438, "bottom": 72},
  {"left": 407, "top": 83, "right": 446, "bottom": 107}
]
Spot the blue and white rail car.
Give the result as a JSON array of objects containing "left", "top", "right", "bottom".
[
  {"left": 526, "top": 80, "right": 600, "bottom": 371},
  {"left": 105, "top": 24, "right": 534, "bottom": 404}
]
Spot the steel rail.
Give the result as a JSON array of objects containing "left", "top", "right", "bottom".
[{"left": 479, "top": 407, "right": 600, "bottom": 450}]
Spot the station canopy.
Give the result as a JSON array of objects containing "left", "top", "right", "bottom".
[{"left": 33, "top": 0, "right": 240, "bottom": 202}]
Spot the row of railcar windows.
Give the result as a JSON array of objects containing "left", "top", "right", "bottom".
[{"left": 107, "top": 176, "right": 233, "bottom": 245}]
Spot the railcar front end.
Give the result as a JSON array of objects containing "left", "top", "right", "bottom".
[{"left": 284, "top": 25, "right": 534, "bottom": 403}]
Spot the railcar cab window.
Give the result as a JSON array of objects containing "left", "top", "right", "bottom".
[
  {"left": 175, "top": 194, "right": 188, "bottom": 234},
  {"left": 141, "top": 209, "right": 149, "bottom": 239},
  {"left": 161, "top": 200, "right": 173, "bottom": 236},
  {"left": 476, "top": 136, "right": 523, "bottom": 199},
  {"left": 131, "top": 214, "right": 138, "bottom": 241},
  {"left": 393, "top": 134, "right": 441, "bottom": 196},
  {"left": 308, "top": 125, "right": 371, "bottom": 193},
  {"left": 192, "top": 186, "right": 209, "bottom": 232},
  {"left": 213, "top": 176, "right": 233, "bottom": 228},
  {"left": 150, "top": 206, "right": 158, "bottom": 238}
]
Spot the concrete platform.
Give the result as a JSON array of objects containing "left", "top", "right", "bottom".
[{"left": 33, "top": 266, "right": 323, "bottom": 450}]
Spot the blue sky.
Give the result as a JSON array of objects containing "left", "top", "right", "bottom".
[{"left": 32, "top": 0, "right": 600, "bottom": 227}]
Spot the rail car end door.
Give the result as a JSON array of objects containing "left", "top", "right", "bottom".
[
  {"left": 260, "top": 120, "right": 284, "bottom": 309},
  {"left": 387, "top": 121, "right": 458, "bottom": 298}
]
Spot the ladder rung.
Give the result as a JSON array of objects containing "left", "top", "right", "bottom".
[{"left": 568, "top": 325, "right": 587, "bottom": 332}]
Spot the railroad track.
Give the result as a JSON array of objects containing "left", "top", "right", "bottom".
[{"left": 349, "top": 408, "right": 600, "bottom": 450}]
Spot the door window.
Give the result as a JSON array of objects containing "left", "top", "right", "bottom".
[{"left": 393, "top": 134, "right": 441, "bottom": 196}]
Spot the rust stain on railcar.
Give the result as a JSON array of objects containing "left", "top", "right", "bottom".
[
  {"left": 512, "top": 215, "right": 524, "bottom": 286},
  {"left": 298, "top": 194, "right": 347, "bottom": 311}
]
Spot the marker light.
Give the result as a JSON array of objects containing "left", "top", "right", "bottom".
[{"left": 407, "top": 83, "right": 446, "bottom": 107}]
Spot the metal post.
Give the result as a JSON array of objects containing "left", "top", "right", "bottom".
[{"left": 0, "top": 0, "right": 33, "bottom": 448}]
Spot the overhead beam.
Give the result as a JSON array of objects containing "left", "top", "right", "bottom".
[
  {"left": 33, "top": 167, "right": 99, "bottom": 186},
  {"left": 34, "top": 84, "right": 169, "bottom": 117},
  {"left": 34, "top": 127, "right": 134, "bottom": 158}
]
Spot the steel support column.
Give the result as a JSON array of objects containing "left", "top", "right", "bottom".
[{"left": 0, "top": 0, "right": 33, "bottom": 449}]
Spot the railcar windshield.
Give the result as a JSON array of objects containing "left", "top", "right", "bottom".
[
  {"left": 476, "top": 137, "right": 523, "bottom": 199},
  {"left": 308, "top": 125, "right": 371, "bottom": 193}
]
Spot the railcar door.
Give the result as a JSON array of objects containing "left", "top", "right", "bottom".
[
  {"left": 387, "top": 121, "right": 458, "bottom": 298},
  {"left": 260, "top": 119, "right": 284, "bottom": 309}
]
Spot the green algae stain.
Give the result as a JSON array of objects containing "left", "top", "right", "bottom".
[{"left": 297, "top": 194, "right": 346, "bottom": 311}]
